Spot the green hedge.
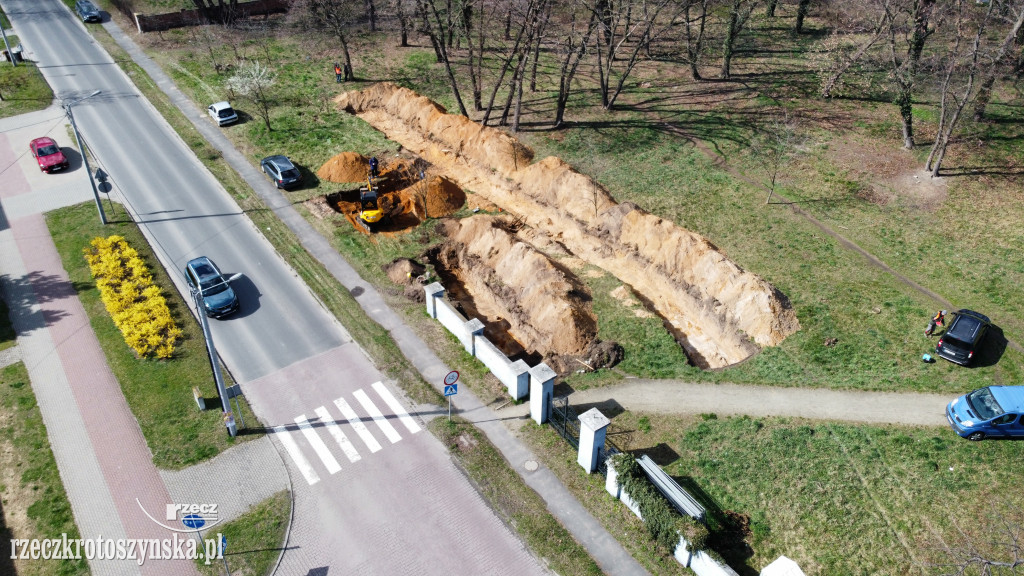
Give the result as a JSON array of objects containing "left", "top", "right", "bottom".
[{"left": 612, "top": 453, "right": 708, "bottom": 553}]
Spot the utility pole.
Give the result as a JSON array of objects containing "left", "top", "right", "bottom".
[
  {"left": 191, "top": 290, "right": 237, "bottom": 437},
  {"left": 64, "top": 90, "right": 107, "bottom": 224},
  {"left": 1, "top": 24, "right": 16, "bottom": 68}
]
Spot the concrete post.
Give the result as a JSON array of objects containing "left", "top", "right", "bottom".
[
  {"left": 529, "top": 363, "right": 556, "bottom": 424},
  {"left": 509, "top": 360, "right": 530, "bottom": 400},
  {"left": 425, "top": 282, "right": 444, "bottom": 318},
  {"left": 577, "top": 408, "right": 610, "bottom": 474},
  {"left": 464, "top": 318, "right": 484, "bottom": 355}
]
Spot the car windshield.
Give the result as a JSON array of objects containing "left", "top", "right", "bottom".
[
  {"left": 37, "top": 144, "right": 59, "bottom": 156},
  {"left": 218, "top": 108, "right": 234, "bottom": 118},
  {"left": 966, "top": 388, "right": 1005, "bottom": 420},
  {"left": 281, "top": 168, "right": 300, "bottom": 179},
  {"left": 201, "top": 278, "right": 229, "bottom": 296}
]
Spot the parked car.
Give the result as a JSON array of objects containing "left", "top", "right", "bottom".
[
  {"left": 29, "top": 137, "right": 69, "bottom": 173},
  {"left": 207, "top": 101, "right": 238, "bottom": 126},
  {"left": 260, "top": 155, "right": 302, "bottom": 189},
  {"left": 947, "top": 385, "right": 1024, "bottom": 441},
  {"left": 935, "top": 309, "right": 990, "bottom": 366},
  {"left": 184, "top": 256, "right": 239, "bottom": 318},
  {"left": 75, "top": 0, "right": 102, "bottom": 22}
]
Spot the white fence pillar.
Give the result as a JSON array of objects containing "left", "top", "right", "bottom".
[
  {"left": 462, "top": 319, "right": 485, "bottom": 356},
  {"left": 529, "top": 363, "right": 556, "bottom": 424},
  {"left": 577, "top": 408, "right": 610, "bottom": 474},
  {"left": 424, "top": 282, "right": 444, "bottom": 318}
]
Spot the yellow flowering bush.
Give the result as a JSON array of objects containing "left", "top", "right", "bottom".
[{"left": 83, "top": 236, "right": 182, "bottom": 359}]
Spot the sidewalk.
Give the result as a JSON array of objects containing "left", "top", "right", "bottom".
[
  {"left": 0, "top": 108, "right": 289, "bottom": 575},
  {"left": 99, "top": 17, "right": 651, "bottom": 576}
]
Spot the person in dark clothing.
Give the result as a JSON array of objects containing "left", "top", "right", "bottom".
[
  {"left": 926, "top": 310, "right": 947, "bottom": 337},
  {"left": 369, "top": 157, "right": 379, "bottom": 179}
]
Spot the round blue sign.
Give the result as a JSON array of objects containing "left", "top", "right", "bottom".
[{"left": 182, "top": 514, "right": 205, "bottom": 529}]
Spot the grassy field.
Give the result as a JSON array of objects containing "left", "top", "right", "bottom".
[
  {"left": 0, "top": 30, "right": 52, "bottom": 118},
  {"left": 0, "top": 362, "right": 88, "bottom": 576},
  {"left": 46, "top": 202, "right": 260, "bottom": 469},
  {"left": 194, "top": 491, "right": 289, "bottom": 576}
]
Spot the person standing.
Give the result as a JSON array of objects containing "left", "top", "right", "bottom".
[
  {"left": 334, "top": 63, "right": 342, "bottom": 83},
  {"left": 926, "top": 310, "right": 947, "bottom": 337},
  {"left": 369, "top": 157, "right": 379, "bottom": 179}
]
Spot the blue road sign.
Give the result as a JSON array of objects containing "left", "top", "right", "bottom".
[
  {"left": 182, "top": 514, "right": 205, "bottom": 529},
  {"left": 444, "top": 384, "right": 458, "bottom": 397}
]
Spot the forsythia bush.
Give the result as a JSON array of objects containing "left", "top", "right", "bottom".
[{"left": 84, "top": 235, "right": 182, "bottom": 359}]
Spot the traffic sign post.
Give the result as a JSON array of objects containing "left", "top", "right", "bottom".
[
  {"left": 182, "top": 514, "right": 205, "bottom": 546},
  {"left": 444, "top": 371, "right": 459, "bottom": 421},
  {"left": 221, "top": 533, "right": 230, "bottom": 575}
]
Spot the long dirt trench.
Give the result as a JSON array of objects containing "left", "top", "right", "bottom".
[{"left": 334, "top": 83, "right": 800, "bottom": 369}]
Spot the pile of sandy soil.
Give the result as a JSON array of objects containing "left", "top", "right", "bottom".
[
  {"left": 383, "top": 258, "right": 426, "bottom": 285},
  {"left": 335, "top": 83, "right": 800, "bottom": 368},
  {"left": 318, "top": 152, "right": 370, "bottom": 183},
  {"left": 434, "top": 215, "right": 597, "bottom": 357},
  {"left": 425, "top": 176, "right": 465, "bottom": 217}
]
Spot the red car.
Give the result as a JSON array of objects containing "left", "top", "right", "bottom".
[{"left": 29, "top": 137, "right": 69, "bottom": 173}]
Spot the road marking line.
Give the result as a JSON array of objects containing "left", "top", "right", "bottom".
[
  {"left": 354, "top": 389, "right": 402, "bottom": 444},
  {"left": 314, "top": 406, "right": 361, "bottom": 463},
  {"left": 334, "top": 397, "right": 382, "bottom": 453},
  {"left": 273, "top": 425, "right": 320, "bottom": 485},
  {"left": 372, "top": 381, "right": 421, "bottom": 434},
  {"left": 294, "top": 415, "right": 342, "bottom": 475}
]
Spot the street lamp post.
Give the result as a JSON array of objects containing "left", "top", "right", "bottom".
[
  {"left": 64, "top": 90, "right": 107, "bottom": 225},
  {"left": 190, "top": 290, "right": 237, "bottom": 437}
]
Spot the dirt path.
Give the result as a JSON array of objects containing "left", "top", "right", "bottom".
[{"left": 502, "top": 379, "right": 951, "bottom": 427}]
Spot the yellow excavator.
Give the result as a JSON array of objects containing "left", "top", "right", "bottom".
[{"left": 359, "top": 158, "right": 384, "bottom": 232}]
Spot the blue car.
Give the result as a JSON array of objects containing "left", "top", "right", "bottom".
[
  {"left": 946, "top": 386, "right": 1024, "bottom": 441},
  {"left": 184, "top": 256, "right": 239, "bottom": 318}
]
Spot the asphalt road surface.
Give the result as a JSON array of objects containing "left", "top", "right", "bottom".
[{"left": 2, "top": 1, "right": 550, "bottom": 573}]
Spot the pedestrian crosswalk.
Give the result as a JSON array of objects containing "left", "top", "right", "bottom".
[{"left": 273, "top": 381, "right": 421, "bottom": 485}]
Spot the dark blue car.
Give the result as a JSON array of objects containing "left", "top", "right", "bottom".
[
  {"left": 947, "top": 386, "right": 1024, "bottom": 441},
  {"left": 184, "top": 256, "right": 239, "bottom": 318}
]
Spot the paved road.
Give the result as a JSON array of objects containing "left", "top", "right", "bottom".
[{"left": 0, "top": 2, "right": 553, "bottom": 574}]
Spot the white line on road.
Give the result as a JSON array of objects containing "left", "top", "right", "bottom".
[
  {"left": 273, "top": 425, "right": 320, "bottom": 485},
  {"left": 334, "top": 397, "right": 382, "bottom": 453},
  {"left": 314, "top": 405, "right": 362, "bottom": 463},
  {"left": 372, "top": 381, "right": 421, "bottom": 434},
  {"left": 354, "top": 389, "right": 402, "bottom": 444},
  {"left": 294, "top": 415, "right": 342, "bottom": 475}
]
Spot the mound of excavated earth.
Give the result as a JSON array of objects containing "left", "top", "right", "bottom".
[
  {"left": 335, "top": 83, "right": 799, "bottom": 368},
  {"left": 433, "top": 215, "right": 597, "bottom": 357},
  {"left": 318, "top": 151, "right": 370, "bottom": 183}
]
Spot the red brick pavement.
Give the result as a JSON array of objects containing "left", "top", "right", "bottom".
[{"left": 13, "top": 213, "right": 199, "bottom": 575}]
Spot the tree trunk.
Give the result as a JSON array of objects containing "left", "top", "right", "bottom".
[
  {"left": 685, "top": 1, "right": 708, "bottom": 81},
  {"left": 795, "top": 0, "right": 811, "bottom": 34},
  {"left": 766, "top": 0, "right": 777, "bottom": 17},
  {"left": 972, "top": 75, "right": 995, "bottom": 122},
  {"left": 366, "top": 0, "right": 377, "bottom": 31},
  {"left": 721, "top": 7, "right": 739, "bottom": 79}
]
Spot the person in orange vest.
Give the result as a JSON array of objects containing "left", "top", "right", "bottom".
[
  {"left": 334, "top": 63, "right": 342, "bottom": 83},
  {"left": 925, "top": 310, "right": 947, "bottom": 337}
]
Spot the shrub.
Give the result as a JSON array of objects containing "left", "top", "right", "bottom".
[{"left": 84, "top": 236, "right": 182, "bottom": 359}]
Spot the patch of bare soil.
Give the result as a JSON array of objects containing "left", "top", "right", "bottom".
[
  {"left": 317, "top": 153, "right": 466, "bottom": 235},
  {"left": 429, "top": 215, "right": 598, "bottom": 359},
  {"left": 335, "top": 83, "right": 799, "bottom": 368},
  {"left": 825, "top": 133, "right": 948, "bottom": 211}
]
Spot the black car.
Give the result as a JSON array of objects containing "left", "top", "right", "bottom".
[
  {"left": 260, "top": 155, "right": 302, "bottom": 189},
  {"left": 184, "top": 256, "right": 239, "bottom": 319},
  {"left": 936, "top": 309, "right": 990, "bottom": 366},
  {"left": 75, "top": 0, "right": 102, "bottom": 22}
]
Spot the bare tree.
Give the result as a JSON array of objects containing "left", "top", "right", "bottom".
[
  {"left": 683, "top": 0, "right": 709, "bottom": 81},
  {"left": 750, "top": 109, "right": 800, "bottom": 204},
  {"left": 226, "top": 60, "right": 277, "bottom": 130},
  {"left": 293, "top": 0, "right": 361, "bottom": 81},
  {"left": 972, "top": 0, "right": 1024, "bottom": 121},
  {"left": 818, "top": 5, "right": 888, "bottom": 98},
  {"left": 366, "top": 0, "right": 378, "bottom": 31},
  {"left": 417, "top": 0, "right": 470, "bottom": 115},
  {"left": 721, "top": 0, "right": 761, "bottom": 79},
  {"left": 929, "top": 503, "right": 1024, "bottom": 575},
  {"left": 885, "top": 0, "right": 941, "bottom": 149},
  {"left": 552, "top": 5, "right": 597, "bottom": 127},
  {"left": 925, "top": 0, "right": 998, "bottom": 176},
  {"left": 766, "top": 0, "right": 778, "bottom": 17},
  {"left": 795, "top": 0, "right": 813, "bottom": 33},
  {"left": 388, "top": 0, "right": 413, "bottom": 46},
  {"left": 589, "top": 0, "right": 687, "bottom": 109}
]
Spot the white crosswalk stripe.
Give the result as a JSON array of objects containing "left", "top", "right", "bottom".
[
  {"left": 314, "top": 406, "right": 362, "bottom": 463},
  {"left": 295, "top": 415, "right": 342, "bottom": 475},
  {"left": 273, "top": 425, "right": 320, "bottom": 485},
  {"left": 334, "top": 396, "right": 382, "bottom": 453},
  {"left": 354, "top": 389, "right": 403, "bottom": 444},
  {"left": 371, "top": 381, "right": 422, "bottom": 434}
]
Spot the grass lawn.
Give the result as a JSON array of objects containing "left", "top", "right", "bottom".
[
  {"left": 0, "top": 32, "right": 52, "bottom": 118},
  {"left": 429, "top": 417, "right": 604, "bottom": 576},
  {"left": 46, "top": 202, "right": 260, "bottom": 469},
  {"left": 0, "top": 361, "right": 88, "bottom": 576},
  {"left": 194, "top": 491, "right": 289, "bottom": 576}
]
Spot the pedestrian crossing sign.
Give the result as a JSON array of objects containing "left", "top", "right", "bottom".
[{"left": 444, "top": 384, "right": 458, "bottom": 397}]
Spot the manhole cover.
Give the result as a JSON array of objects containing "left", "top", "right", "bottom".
[{"left": 524, "top": 460, "right": 539, "bottom": 472}]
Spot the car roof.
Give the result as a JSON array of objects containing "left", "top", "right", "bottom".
[
  {"left": 210, "top": 101, "right": 232, "bottom": 110},
  {"left": 264, "top": 155, "right": 293, "bottom": 167},
  {"left": 949, "top": 309, "right": 989, "bottom": 339},
  {"left": 988, "top": 386, "right": 1024, "bottom": 414}
]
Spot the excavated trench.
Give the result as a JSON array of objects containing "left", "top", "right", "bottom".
[{"left": 332, "top": 83, "right": 800, "bottom": 369}]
